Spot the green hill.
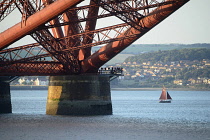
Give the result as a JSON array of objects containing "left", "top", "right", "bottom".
[
  {"left": 98, "top": 43, "right": 210, "bottom": 65},
  {"left": 121, "top": 43, "right": 210, "bottom": 54},
  {"left": 93, "top": 43, "right": 210, "bottom": 54},
  {"left": 124, "top": 48, "right": 210, "bottom": 64}
]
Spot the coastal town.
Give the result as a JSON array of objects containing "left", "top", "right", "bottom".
[
  {"left": 10, "top": 58, "right": 210, "bottom": 90},
  {"left": 108, "top": 58, "right": 210, "bottom": 89},
  {"left": 10, "top": 47, "right": 210, "bottom": 90}
]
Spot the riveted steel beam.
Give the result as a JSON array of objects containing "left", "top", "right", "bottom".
[
  {"left": 0, "top": 0, "right": 83, "bottom": 50},
  {"left": 81, "top": 0, "right": 190, "bottom": 73},
  {"left": 79, "top": 0, "right": 99, "bottom": 61}
]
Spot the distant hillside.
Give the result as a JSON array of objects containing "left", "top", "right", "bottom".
[
  {"left": 121, "top": 43, "right": 210, "bottom": 54},
  {"left": 124, "top": 48, "right": 210, "bottom": 64},
  {"left": 100, "top": 43, "right": 210, "bottom": 65},
  {"left": 105, "top": 54, "right": 134, "bottom": 65},
  {"left": 92, "top": 43, "right": 210, "bottom": 55}
]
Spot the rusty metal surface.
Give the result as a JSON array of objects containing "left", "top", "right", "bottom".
[
  {"left": 81, "top": 0, "right": 190, "bottom": 73},
  {"left": 0, "top": 62, "right": 64, "bottom": 76},
  {"left": 79, "top": 0, "right": 99, "bottom": 61},
  {"left": 0, "top": 0, "right": 190, "bottom": 76},
  {"left": 0, "top": 0, "right": 83, "bottom": 49},
  {"left": 0, "top": 0, "right": 17, "bottom": 22}
]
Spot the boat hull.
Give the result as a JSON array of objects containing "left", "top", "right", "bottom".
[{"left": 159, "top": 100, "right": 171, "bottom": 103}]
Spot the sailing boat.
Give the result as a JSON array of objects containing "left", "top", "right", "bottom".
[{"left": 159, "top": 86, "right": 172, "bottom": 103}]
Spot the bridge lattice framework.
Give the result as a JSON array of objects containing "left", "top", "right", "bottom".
[{"left": 0, "top": 0, "right": 189, "bottom": 76}]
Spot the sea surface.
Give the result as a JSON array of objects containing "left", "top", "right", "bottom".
[{"left": 1, "top": 90, "right": 210, "bottom": 140}]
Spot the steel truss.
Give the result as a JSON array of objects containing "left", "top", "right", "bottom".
[{"left": 0, "top": 0, "right": 189, "bottom": 75}]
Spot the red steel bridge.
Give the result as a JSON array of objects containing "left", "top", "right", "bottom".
[{"left": 0, "top": 0, "right": 189, "bottom": 76}]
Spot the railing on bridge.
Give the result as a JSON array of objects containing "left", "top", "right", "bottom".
[{"left": 98, "top": 67, "right": 123, "bottom": 81}]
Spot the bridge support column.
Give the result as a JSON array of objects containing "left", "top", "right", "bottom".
[
  {"left": 46, "top": 75, "right": 112, "bottom": 115},
  {"left": 0, "top": 77, "right": 12, "bottom": 114}
]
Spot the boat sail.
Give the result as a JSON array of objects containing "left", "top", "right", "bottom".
[{"left": 159, "top": 86, "right": 172, "bottom": 103}]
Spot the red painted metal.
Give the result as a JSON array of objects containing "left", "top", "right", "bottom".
[
  {"left": 81, "top": 0, "right": 190, "bottom": 73},
  {"left": 79, "top": 0, "right": 99, "bottom": 61},
  {"left": 0, "top": 0, "right": 83, "bottom": 50},
  {"left": 42, "top": 0, "right": 64, "bottom": 39},
  {"left": 0, "top": 0, "right": 190, "bottom": 76},
  {"left": 0, "top": 0, "right": 17, "bottom": 22},
  {"left": 63, "top": 10, "right": 81, "bottom": 57},
  {"left": 0, "top": 62, "right": 64, "bottom": 76}
]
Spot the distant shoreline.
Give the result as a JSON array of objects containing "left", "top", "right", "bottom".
[
  {"left": 10, "top": 85, "right": 210, "bottom": 91},
  {"left": 112, "top": 88, "right": 210, "bottom": 91},
  {"left": 10, "top": 85, "right": 48, "bottom": 90}
]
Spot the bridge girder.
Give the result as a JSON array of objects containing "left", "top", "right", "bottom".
[
  {"left": 81, "top": 0, "right": 190, "bottom": 73},
  {"left": 0, "top": 0, "right": 190, "bottom": 76}
]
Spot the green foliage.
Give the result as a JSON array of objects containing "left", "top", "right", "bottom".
[
  {"left": 124, "top": 48, "right": 210, "bottom": 64},
  {"left": 116, "top": 48, "right": 210, "bottom": 89},
  {"left": 176, "top": 67, "right": 210, "bottom": 80},
  {"left": 120, "top": 43, "right": 210, "bottom": 54}
]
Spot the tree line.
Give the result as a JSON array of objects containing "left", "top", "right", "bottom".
[{"left": 124, "top": 48, "right": 210, "bottom": 64}]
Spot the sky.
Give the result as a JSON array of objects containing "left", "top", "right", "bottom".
[
  {"left": 137, "top": 0, "right": 210, "bottom": 44},
  {"left": 0, "top": 0, "right": 210, "bottom": 47}
]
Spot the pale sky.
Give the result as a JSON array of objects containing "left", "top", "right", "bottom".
[
  {"left": 0, "top": 0, "right": 209, "bottom": 47},
  {"left": 137, "top": 0, "right": 210, "bottom": 44}
]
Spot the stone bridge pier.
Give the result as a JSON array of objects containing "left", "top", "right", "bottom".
[
  {"left": 46, "top": 75, "right": 112, "bottom": 115},
  {"left": 0, "top": 70, "right": 121, "bottom": 115},
  {"left": 0, "top": 77, "right": 12, "bottom": 114}
]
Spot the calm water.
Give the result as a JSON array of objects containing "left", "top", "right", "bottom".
[
  {"left": 1, "top": 90, "right": 210, "bottom": 140},
  {"left": 113, "top": 90, "right": 210, "bottom": 123},
  {"left": 11, "top": 90, "right": 210, "bottom": 123}
]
